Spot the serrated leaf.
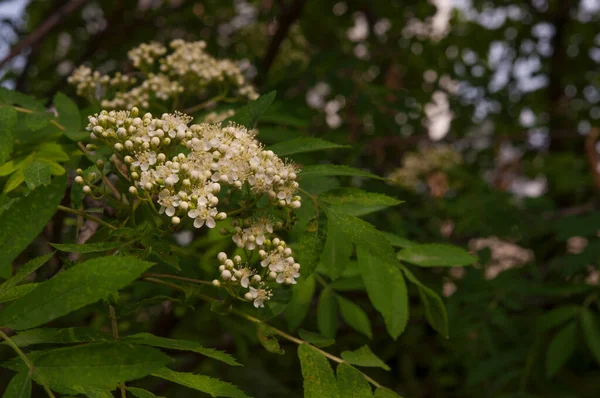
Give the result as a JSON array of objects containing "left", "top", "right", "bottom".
[
  {"left": 300, "top": 165, "right": 383, "bottom": 180},
  {"left": 153, "top": 367, "right": 252, "bottom": 398},
  {"left": 336, "top": 295, "right": 372, "bottom": 339},
  {"left": 54, "top": 92, "right": 82, "bottom": 140},
  {"left": 402, "top": 267, "right": 448, "bottom": 338},
  {"left": 298, "top": 329, "right": 334, "bottom": 348},
  {"left": 298, "top": 344, "right": 338, "bottom": 398},
  {"left": 545, "top": 321, "right": 577, "bottom": 378},
  {"left": 3, "top": 371, "right": 31, "bottom": 398},
  {"left": 22, "top": 161, "right": 51, "bottom": 190},
  {"left": 374, "top": 387, "right": 404, "bottom": 398},
  {"left": 293, "top": 217, "right": 327, "bottom": 277},
  {"left": 319, "top": 188, "right": 402, "bottom": 216},
  {"left": 128, "top": 387, "right": 164, "bottom": 398},
  {"left": 336, "top": 363, "right": 373, "bottom": 398},
  {"left": 4, "top": 342, "right": 169, "bottom": 390},
  {"left": 49, "top": 242, "right": 123, "bottom": 253},
  {"left": 256, "top": 324, "right": 284, "bottom": 355},
  {"left": 0, "top": 107, "right": 17, "bottom": 164},
  {"left": 357, "top": 246, "right": 408, "bottom": 339},
  {"left": 286, "top": 275, "right": 316, "bottom": 331},
  {"left": 268, "top": 137, "right": 350, "bottom": 156},
  {"left": 0, "top": 252, "right": 54, "bottom": 295},
  {"left": 0, "top": 256, "right": 154, "bottom": 330},
  {"left": 341, "top": 345, "right": 390, "bottom": 371},
  {"left": 0, "top": 284, "right": 38, "bottom": 303},
  {"left": 229, "top": 91, "right": 276, "bottom": 128},
  {"left": 125, "top": 332, "right": 241, "bottom": 366},
  {"left": 320, "top": 218, "right": 353, "bottom": 280},
  {"left": 318, "top": 288, "right": 338, "bottom": 338},
  {"left": 8, "top": 327, "right": 109, "bottom": 347},
  {"left": 581, "top": 309, "right": 600, "bottom": 365},
  {"left": 0, "top": 175, "right": 66, "bottom": 270},
  {"left": 396, "top": 244, "right": 476, "bottom": 267}
]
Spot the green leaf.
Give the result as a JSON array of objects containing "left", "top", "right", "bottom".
[
  {"left": 380, "top": 233, "right": 416, "bottom": 249},
  {"left": 153, "top": 367, "right": 252, "bottom": 398},
  {"left": 5, "top": 342, "right": 169, "bottom": 390},
  {"left": 229, "top": 91, "right": 276, "bottom": 128},
  {"left": 0, "top": 256, "right": 154, "bottom": 330},
  {"left": 3, "top": 371, "right": 31, "bottom": 398},
  {"left": 374, "top": 388, "right": 404, "bottom": 398},
  {"left": 125, "top": 332, "right": 240, "bottom": 366},
  {"left": 268, "top": 137, "right": 350, "bottom": 156},
  {"left": 293, "top": 217, "right": 327, "bottom": 277},
  {"left": 336, "top": 295, "right": 372, "bottom": 339},
  {"left": 545, "top": 321, "right": 577, "bottom": 378},
  {"left": 318, "top": 288, "right": 338, "bottom": 338},
  {"left": 298, "top": 329, "right": 335, "bottom": 348},
  {"left": 8, "top": 327, "right": 109, "bottom": 347},
  {"left": 402, "top": 267, "right": 448, "bottom": 338},
  {"left": 300, "top": 165, "right": 383, "bottom": 180},
  {"left": 54, "top": 92, "right": 83, "bottom": 141},
  {"left": 536, "top": 306, "right": 580, "bottom": 332},
  {"left": 49, "top": 242, "right": 124, "bottom": 253},
  {"left": 256, "top": 324, "right": 284, "bottom": 355},
  {"left": 3, "top": 169, "right": 24, "bottom": 193},
  {"left": 0, "top": 175, "right": 66, "bottom": 270},
  {"left": 0, "top": 88, "right": 45, "bottom": 112},
  {"left": 22, "top": 161, "right": 51, "bottom": 190},
  {"left": 357, "top": 246, "right": 408, "bottom": 339},
  {"left": 336, "top": 363, "right": 373, "bottom": 398},
  {"left": 396, "top": 244, "right": 476, "bottom": 267},
  {"left": 0, "top": 252, "right": 54, "bottom": 295},
  {"left": 298, "top": 344, "right": 338, "bottom": 398},
  {"left": 0, "top": 107, "right": 17, "bottom": 164},
  {"left": 581, "top": 309, "right": 600, "bottom": 365},
  {"left": 286, "top": 275, "right": 316, "bottom": 331},
  {"left": 128, "top": 387, "right": 165, "bottom": 398},
  {"left": 319, "top": 188, "right": 402, "bottom": 216},
  {"left": 320, "top": 218, "right": 353, "bottom": 280},
  {"left": 341, "top": 345, "right": 390, "bottom": 371},
  {"left": 0, "top": 284, "right": 38, "bottom": 303}
]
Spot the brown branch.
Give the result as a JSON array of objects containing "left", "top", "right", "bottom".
[
  {"left": 259, "top": 0, "right": 307, "bottom": 81},
  {"left": 0, "top": 0, "right": 90, "bottom": 70},
  {"left": 585, "top": 128, "right": 600, "bottom": 190}
]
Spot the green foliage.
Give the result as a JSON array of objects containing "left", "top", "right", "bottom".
[
  {"left": 340, "top": 345, "right": 390, "bottom": 371},
  {"left": 336, "top": 363, "right": 372, "bottom": 398},
  {"left": 300, "top": 165, "right": 383, "bottom": 180},
  {"left": 0, "top": 252, "right": 54, "bottom": 295},
  {"left": 229, "top": 91, "right": 276, "bottom": 128},
  {"left": 0, "top": 256, "right": 153, "bottom": 330},
  {"left": 268, "top": 137, "right": 350, "bottom": 156},
  {"left": 545, "top": 322, "right": 577, "bottom": 378},
  {"left": 3, "top": 371, "right": 31, "bottom": 398},
  {"left": 128, "top": 387, "right": 164, "bottom": 398},
  {"left": 153, "top": 368, "right": 251, "bottom": 398},
  {"left": 319, "top": 188, "right": 402, "bottom": 216},
  {"left": 298, "top": 345, "right": 338, "bottom": 398},
  {"left": 49, "top": 242, "right": 125, "bottom": 253},
  {"left": 0, "top": 107, "right": 17, "bottom": 165},
  {"left": 8, "top": 327, "right": 108, "bottom": 347},
  {"left": 286, "top": 275, "right": 316, "bottom": 331},
  {"left": 336, "top": 295, "right": 372, "bottom": 339},
  {"left": 396, "top": 244, "right": 476, "bottom": 267}
]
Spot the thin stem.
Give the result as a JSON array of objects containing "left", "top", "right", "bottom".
[
  {"left": 57, "top": 205, "right": 117, "bottom": 230},
  {"left": 299, "top": 187, "right": 319, "bottom": 218},
  {"left": 182, "top": 93, "right": 227, "bottom": 114},
  {"left": 142, "top": 277, "right": 383, "bottom": 389},
  {"left": 2, "top": 104, "right": 66, "bottom": 131},
  {"left": 0, "top": 329, "right": 56, "bottom": 398},
  {"left": 143, "top": 273, "right": 213, "bottom": 286},
  {"left": 77, "top": 142, "right": 122, "bottom": 201},
  {"left": 109, "top": 305, "right": 119, "bottom": 339}
]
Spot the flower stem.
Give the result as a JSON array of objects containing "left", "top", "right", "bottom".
[
  {"left": 0, "top": 329, "right": 56, "bottom": 397},
  {"left": 57, "top": 205, "right": 117, "bottom": 230}
]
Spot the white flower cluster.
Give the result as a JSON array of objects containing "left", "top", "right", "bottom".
[
  {"left": 213, "top": 236, "right": 300, "bottom": 308},
  {"left": 388, "top": 145, "right": 462, "bottom": 190},
  {"left": 85, "top": 108, "right": 301, "bottom": 228},
  {"left": 69, "top": 39, "right": 258, "bottom": 109}
]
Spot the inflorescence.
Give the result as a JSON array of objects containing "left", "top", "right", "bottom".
[
  {"left": 78, "top": 107, "right": 302, "bottom": 308},
  {"left": 68, "top": 39, "right": 258, "bottom": 110}
]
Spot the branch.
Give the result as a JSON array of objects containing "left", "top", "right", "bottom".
[
  {"left": 0, "top": 0, "right": 90, "bottom": 70},
  {"left": 259, "top": 0, "right": 307, "bottom": 80}
]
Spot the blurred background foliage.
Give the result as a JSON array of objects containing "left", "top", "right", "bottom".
[{"left": 1, "top": 0, "right": 600, "bottom": 396}]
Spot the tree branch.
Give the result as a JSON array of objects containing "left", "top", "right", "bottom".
[{"left": 0, "top": 0, "right": 90, "bottom": 70}]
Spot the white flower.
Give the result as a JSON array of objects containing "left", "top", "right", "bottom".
[{"left": 249, "top": 287, "right": 270, "bottom": 308}]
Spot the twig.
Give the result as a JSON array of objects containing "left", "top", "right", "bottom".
[
  {"left": 143, "top": 273, "right": 213, "bottom": 286},
  {"left": 0, "top": 0, "right": 90, "bottom": 69},
  {"left": 0, "top": 329, "right": 56, "bottom": 397},
  {"left": 57, "top": 205, "right": 117, "bottom": 230},
  {"left": 77, "top": 142, "right": 122, "bottom": 201},
  {"left": 142, "top": 276, "right": 383, "bottom": 389},
  {"left": 260, "top": 0, "right": 307, "bottom": 80}
]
